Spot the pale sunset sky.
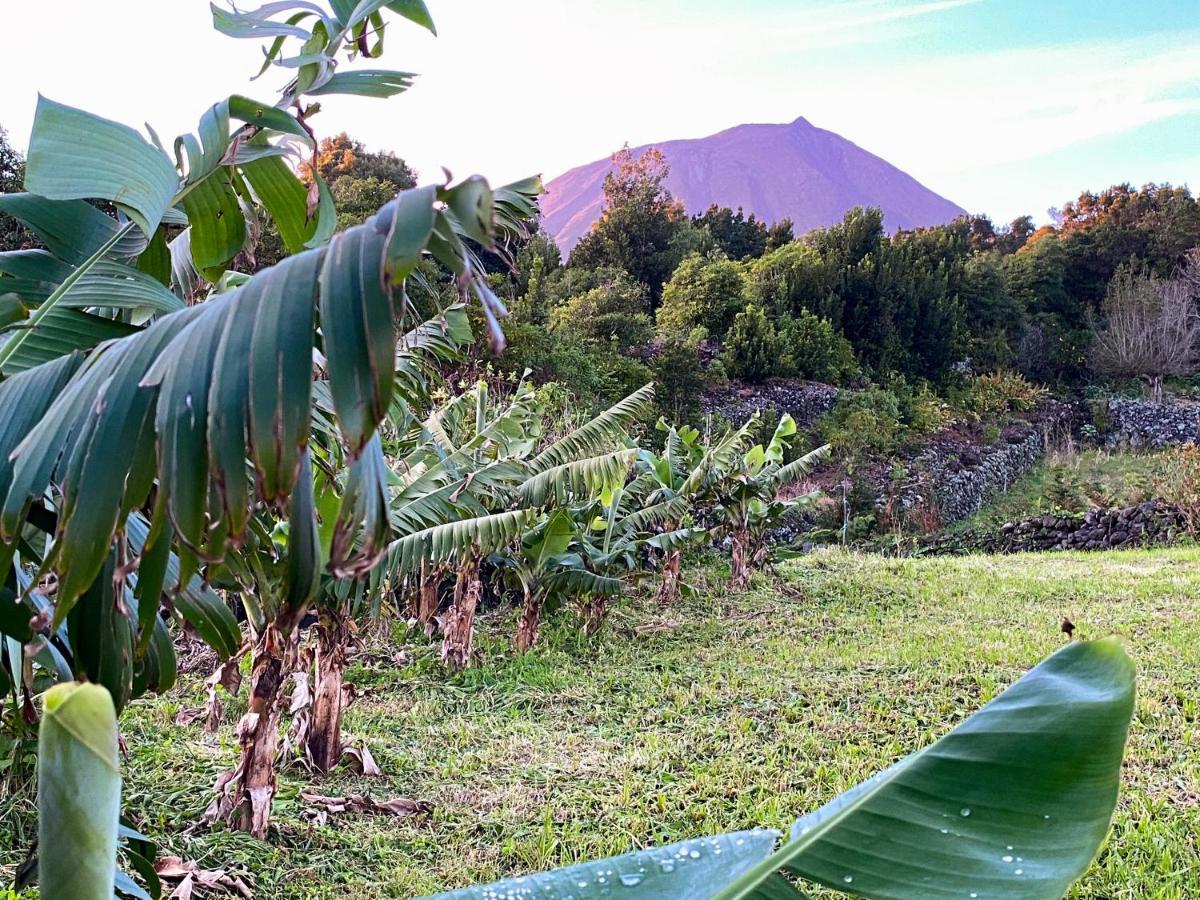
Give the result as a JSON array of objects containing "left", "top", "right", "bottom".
[{"left": 1, "top": 0, "right": 1197, "bottom": 224}]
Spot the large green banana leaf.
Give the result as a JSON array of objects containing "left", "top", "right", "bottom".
[
  {"left": 423, "top": 639, "right": 1135, "bottom": 900},
  {"left": 25, "top": 97, "right": 180, "bottom": 236},
  {"left": 430, "top": 831, "right": 782, "bottom": 900},
  {"left": 0, "top": 173, "right": 538, "bottom": 619}
]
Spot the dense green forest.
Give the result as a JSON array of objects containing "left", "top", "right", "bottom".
[
  {"left": 485, "top": 148, "right": 1199, "bottom": 417},
  {"left": 4, "top": 125, "right": 1197, "bottom": 421}
]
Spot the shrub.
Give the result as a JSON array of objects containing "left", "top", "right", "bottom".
[
  {"left": 960, "top": 370, "right": 1048, "bottom": 418},
  {"left": 652, "top": 340, "right": 706, "bottom": 422},
  {"left": 495, "top": 324, "right": 605, "bottom": 400},
  {"left": 777, "top": 310, "right": 858, "bottom": 384},
  {"left": 1043, "top": 464, "right": 1086, "bottom": 513},
  {"left": 656, "top": 251, "right": 748, "bottom": 342},
  {"left": 818, "top": 386, "right": 906, "bottom": 464},
  {"left": 884, "top": 374, "right": 951, "bottom": 435},
  {"left": 721, "top": 304, "right": 778, "bottom": 382},
  {"left": 549, "top": 269, "right": 653, "bottom": 352},
  {"left": 592, "top": 349, "right": 655, "bottom": 406},
  {"left": 1156, "top": 443, "right": 1200, "bottom": 533},
  {"left": 1089, "top": 397, "right": 1112, "bottom": 434}
]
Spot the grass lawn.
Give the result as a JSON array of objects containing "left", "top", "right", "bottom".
[{"left": 5, "top": 547, "right": 1199, "bottom": 898}]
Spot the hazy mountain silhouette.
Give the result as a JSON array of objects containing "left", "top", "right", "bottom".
[{"left": 542, "top": 117, "right": 967, "bottom": 252}]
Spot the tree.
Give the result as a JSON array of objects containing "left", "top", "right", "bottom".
[
  {"left": 656, "top": 251, "right": 748, "bottom": 343},
  {"left": 299, "top": 132, "right": 418, "bottom": 193},
  {"left": 959, "top": 252, "right": 1023, "bottom": 370},
  {"left": 807, "top": 208, "right": 892, "bottom": 370},
  {"left": 568, "top": 146, "right": 687, "bottom": 306},
  {"left": 0, "top": 126, "right": 32, "bottom": 252},
  {"left": 330, "top": 175, "right": 405, "bottom": 230},
  {"left": 722, "top": 304, "right": 778, "bottom": 382},
  {"left": 996, "top": 214, "right": 1036, "bottom": 254},
  {"left": 693, "top": 204, "right": 768, "bottom": 260},
  {"left": 1089, "top": 262, "right": 1200, "bottom": 400},
  {"left": 512, "top": 227, "right": 562, "bottom": 299},
  {"left": 764, "top": 217, "right": 794, "bottom": 253}
]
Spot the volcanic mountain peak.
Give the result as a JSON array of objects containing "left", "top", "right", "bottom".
[{"left": 541, "top": 118, "right": 966, "bottom": 252}]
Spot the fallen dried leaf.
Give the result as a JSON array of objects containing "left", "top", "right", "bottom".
[
  {"left": 155, "top": 856, "right": 254, "bottom": 898},
  {"left": 174, "top": 707, "right": 206, "bottom": 727},
  {"left": 342, "top": 743, "right": 382, "bottom": 777},
  {"left": 300, "top": 790, "right": 431, "bottom": 820}
]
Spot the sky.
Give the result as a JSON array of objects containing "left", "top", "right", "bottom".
[{"left": 1, "top": 0, "right": 1198, "bottom": 224}]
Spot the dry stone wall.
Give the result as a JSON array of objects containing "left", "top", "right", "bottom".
[
  {"left": 921, "top": 500, "right": 1187, "bottom": 555},
  {"left": 1102, "top": 398, "right": 1200, "bottom": 448}
]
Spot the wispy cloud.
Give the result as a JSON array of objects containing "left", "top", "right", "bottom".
[
  {"left": 769, "top": 0, "right": 985, "bottom": 42},
  {"left": 812, "top": 35, "right": 1200, "bottom": 172}
]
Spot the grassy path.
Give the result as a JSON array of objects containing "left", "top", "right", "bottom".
[{"left": 5, "top": 547, "right": 1198, "bottom": 897}]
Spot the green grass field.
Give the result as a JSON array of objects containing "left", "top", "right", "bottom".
[{"left": 5, "top": 547, "right": 1199, "bottom": 898}]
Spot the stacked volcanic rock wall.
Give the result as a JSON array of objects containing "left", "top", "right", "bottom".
[
  {"left": 925, "top": 428, "right": 1046, "bottom": 523},
  {"left": 893, "top": 404, "right": 1076, "bottom": 526},
  {"left": 921, "top": 501, "right": 1187, "bottom": 555},
  {"left": 1102, "top": 398, "right": 1200, "bottom": 448},
  {"left": 701, "top": 380, "right": 838, "bottom": 429}
]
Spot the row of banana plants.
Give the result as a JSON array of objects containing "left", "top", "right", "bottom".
[
  {"left": 191, "top": 370, "right": 831, "bottom": 841},
  {"left": 0, "top": 0, "right": 546, "bottom": 870}
]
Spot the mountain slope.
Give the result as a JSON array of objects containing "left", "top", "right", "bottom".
[{"left": 542, "top": 117, "right": 967, "bottom": 252}]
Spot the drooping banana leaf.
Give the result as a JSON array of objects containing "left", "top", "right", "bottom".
[{"left": 0, "top": 173, "right": 539, "bottom": 617}]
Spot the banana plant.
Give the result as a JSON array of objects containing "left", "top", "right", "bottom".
[
  {"left": 634, "top": 419, "right": 714, "bottom": 604},
  {"left": 375, "top": 383, "right": 656, "bottom": 661},
  {"left": 0, "top": 357, "right": 242, "bottom": 742},
  {"left": 297, "top": 305, "right": 478, "bottom": 772},
  {"left": 0, "top": 0, "right": 541, "bottom": 841},
  {"left": 701, "top": 414, "right": 830, "bottom": 590},
  {"left": 563, "top": 486, "right": 694, "bottom": 634},
  {"left": 425, "top": 638, "right": 1137, "bottom": 900},
  {"left": 498, "top": 508, "right": 577, "bottom": 653}
]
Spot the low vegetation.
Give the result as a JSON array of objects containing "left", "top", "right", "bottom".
[{"left": 3, "top": 548, "right": 1193, "bottom": 897}]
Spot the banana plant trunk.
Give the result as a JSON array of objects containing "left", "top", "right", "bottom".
[
  {"left": 657, "top": 547, "right": 683, "bottom": 604},
  {"left": 730, "top": 527, "right": 751, "bottom": 591},
  {"left": 235, "top": 615, "right": 299, "bottom": 839},
  {"left": 515, "top": 585, "right": 542, "bottom": 653},
  {"left": 580, "top": 595, "right": 608, "bottom": 635},
  {"left": 307, "top": 608, "right": 349, "bottom": 774},
  {"left": 415, "top": 559, "right": 441, "bottom": 631},
  {"left": 441, "top": 557, "right": 480, "bottom": 671}
]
